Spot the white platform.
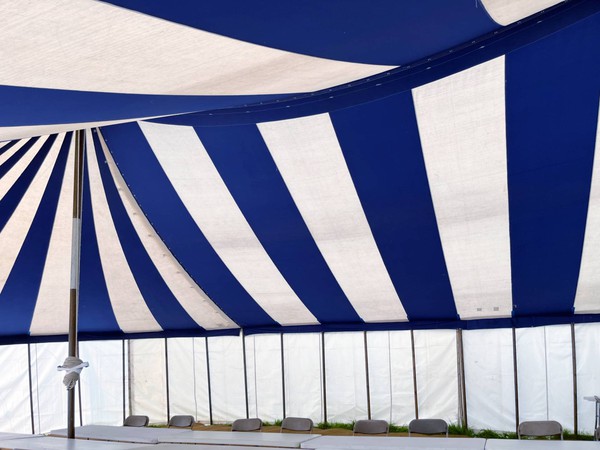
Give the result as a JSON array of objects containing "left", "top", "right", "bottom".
[
  {"left": 49, "top": 426, "right": 187, "bottom": 444},
  {"left": 0, "top": 436, "right": 152, "bottom": 450},
  {"left": 158, "top": 430, "right": 321, "bottom": 448},
  {"left": 139, "top": 444, "right": 306, "bottom": 450},
  {"left": 0, "top": 433, "right": 40, "bottom": 441},
  {"left": 486, "top": 439, "right": 600, "bottom": 450},
  {"left": 300, "top": 435, "right": 486, "bottom": 450}
]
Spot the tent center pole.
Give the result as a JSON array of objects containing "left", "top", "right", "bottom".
[{"left": 68, "top": 129, "right": 85, "bottom": 439}]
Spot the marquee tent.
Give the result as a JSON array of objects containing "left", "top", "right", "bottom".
[{"left": 0, "top": 0, "right": 599, "bottom": 439}]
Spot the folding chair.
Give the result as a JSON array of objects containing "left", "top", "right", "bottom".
[
  {"left": 123, "top": 415, "right": 149, "bottom": 427},
  {"left": 408, "top": 419, "right": 448, "bottom": 437},
  {"left": 168, "top": 415, "right": 194, "bottom": 428},
  {"left": 353, "top": 419, "right": 389, "bottom": 435},
  {"left": 280, "top": 417, "right": 313, "bottom": 433},
  {"left": 518, "top": 421, "right": 563, "bottom": 440},
  {"left": 232, "top": 418, "right": 262, "bottom": 432}
]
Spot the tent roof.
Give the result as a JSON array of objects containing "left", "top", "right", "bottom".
[{"left": 0, "top": 0, "right": 599, "bottom": 342}]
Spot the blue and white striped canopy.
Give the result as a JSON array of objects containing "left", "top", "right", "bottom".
[{"left": 0, "top": 0, "right": 599, "bottom": 342}]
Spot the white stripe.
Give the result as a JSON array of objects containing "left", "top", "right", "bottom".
[
  {"left": 96, "top": 129, "right": 238, "bottom": 331},
  {"left": 30, "top": 135, "right": 74, "bottom": 335},
  {"left": 0, "top": 138, "right": 43, "bottom": 201},
  {"left": 0, "top": 138, "right": 26, "bottom": 166},
  {"left": 258, "top": 114, "right": 407, "bottom": 323},
  {"left": 0, "top": 0, "right": 393, "bottom": 96},
  {"left": 574, "top": 102, "right": 600, "bottom": 314},
  {"left": 139, "top": 121, "right": 318, "bottom": 326},
  {"left": 413, "top": 56, "right": 512, "bottom": 319},
  {"left": 0, "top": 135, "right": 59, "bottom": 293},
  {"left": 480, "top": 0, "right": 564, "bottom": 26},
  {"left": 85, "top": 129, "right": 161, "bottom": 333}
]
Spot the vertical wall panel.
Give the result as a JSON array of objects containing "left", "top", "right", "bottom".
[
  {"left": 463, "top": 328, "right": 515, "bottom": 431},
  {"left": 31, "top": 342, "right": 76, "bottom": 433},
  {"left": 208, "top": 336, "right": 246, "bottom": 422},
  {"left": 324, "top": 332, "right": 368, "bottom": 422},
  {"left": 246, "top": 334, "right": 283, "bottom": 422},
  {"left": 545, "top": 325, "right": 575, "bottom": 431},
  {"left": 516, "top": 327, "right": 547, "bottom": 422},
  {"left": 366, "top": 332, "right": 392, "bottom": 422},
  {"left": 79, "top": 340, "right": 123, "bottom": 425},
  {"left": 129, "top": 339, "right": 167, "bottom": 424},
  {"left": 575, "top": 323, "right": 600, "bottom": 434},
  {"left": 414, "top": 330, "right": 458, "bottom": 422},
  {"left": 0, "top": 344, "right": 31, "bottom": 433},
  {"left": 388, "top": 331, "right": 416, "bottom": 425},
  {"left": 283, "top": 333, "right": 322, "bottom": 422},
  {"left": 166, "top": 338, "right": 197, "bottom": 419}
]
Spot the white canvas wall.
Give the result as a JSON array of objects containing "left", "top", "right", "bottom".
[
  {"left": 575, "top": 323, "right": 600, "bottom": 434},
  {"left": 246, "top": 334, "right": 283, "bottom": 422},
  {"left": 463, "top": 328, "right": 516, "bottom": 431},
  {"left": 129, "top": 338, "right": 167, "bottom": 424},
  {"left": 283, "top": 333, "right": 323, "bottom": 422},
  {"left": 0, "top": 344, "right": 31, "bottom": 433}
]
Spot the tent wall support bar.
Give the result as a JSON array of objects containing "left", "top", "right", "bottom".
[
  {"left": 241, "top": 331, "right": 249, "bottom": 419},
  {"left": 410, "top": 330, "right": 419, "bottom": 419},
  {"left": 512, "top": 328, "right": 519, "bottom": 434},
  {"left": 571, "top": 323, "right": 578, "bottom": 436},
  {"left": 122, "top": 340, "right": 126, "bottom": 424},
  {"left": 165, "top": 338, "right": 170, "bottom": 422},
  {"left": 321, "top": 332, "right": 327, "bottom": 424},
  {"left": 205, "top": 337, "right": 213, "bottom": 425},
  {"left": 67, "top": 129, "right": 85, "bottom": 440},
  {"left": 456, "top": 329, "right": 468, "bottom": 429},
  {"left": 280, "top": 333, "right": 286, "bottom": 419},
  {"left": 27, "top": 343, "right": 34, "bottom": 435},
  {"left": 364, "top": 331, "right": 371, "bottom": 420},
  {"left": 127, "top": 340, "right": 133, "bottom": 417}
]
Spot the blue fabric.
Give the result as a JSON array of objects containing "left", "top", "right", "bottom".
[
  {"left": 195, "top": 125, "right": 362, "bottom": 324},
  {"left": 79, "top": 144, "right": 122, "bottom": 334},
  {"left": 101, "top": 123, "right": 276, "bottom": 328},
  {"left": 0, "top": 134, "right": 61, "bottom": 335},
  {"left": 155, "top": 2, "right": 600, "bottom": 128},
  {"left": 90, "top": 130, "right": 202, "bottom": 331},
  {"left": 0, "top": 138, "right": 37, "bottom": 181},
  {"left": 101, "top": 0, "right": 498, "bottom": 65},
  {"left": 506, "top": 11, "right": 600, "bottom": 317},
  {"left": 330, "top": 92, "right": 457, "bottom": 321},
  {"left": 0, "top": 140, "right": 18, "bottom": 156},
  {"left": 0, "top": 85, "right": 286, "bottom": 127}
]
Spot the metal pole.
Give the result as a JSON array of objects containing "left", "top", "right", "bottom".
[
  {"left": 410, "top": 330, "right": 419, "bottom": 419},
  {"left": 67, "top": 129, "right": 85, "bottom": 439},
  {"left": 512, "top": 328, "right": 520, "bottom": 434},
  {"left": 122, "top": 340, "right": 126, "bottom": 424},
  {"left": 571, "top": 323, "right": 578, "bottom": 436},
  {"left": 456, "top": 329, "right": 468, "bottom": 429},
  {"left": 280, "top": 333, "right": 286, "bottom": 419},
  {"left": 364, "top": 332, "right": 372, "bottom": 420},
  {"left": 27, "top": 344, "right": 35, "bottom": 434},
  {"left": 241, "top": 331, "right": 249, "bottom": 419},
  {"left": 205, "top": 338, "right": 213, "bottom": 425},
  {"left": 165, "top": 338, "right": 170, "bottom": 422},
  {"left": 321, "top": 332, "right": 327, "bottom": 424}
]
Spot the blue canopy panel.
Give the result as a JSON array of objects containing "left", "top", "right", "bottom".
[{"left": 0, "top": 0, "right": 598, "bottom": 341}]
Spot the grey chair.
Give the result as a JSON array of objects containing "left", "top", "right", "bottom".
[
  {"left": 232, "top": 418, "right": 262, "bottom": 432},
  {"left": 123, "top": 415, "right": 149, "bottom": 427},
  {"left": 353, "top": 419, "right": 389, "bottom": 435},
  {"left": 168, "top": 415, "right": 194, "bottom": 428},
  {"left": 281, "top": 417, "right": 313, "bottom": 433},
  {"left": 518, "top": 421, "right": 563, "bottom": 440},
  {"left": 408, "top": 419, "right": 448, "bottom": 437}
]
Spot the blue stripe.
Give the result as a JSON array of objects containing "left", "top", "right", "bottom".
[
  {"left": 506, "top": 12, "right": 600, "bottom": 317},
  {"left": 79, "top": 144, "right": 122, "bottom": 334},
  {"left": 0, "top": 137, "right": 37, "bottom": 179},
  {"left": 101, "top": 0, "right": 497, "bottom": 65},
  {"left": 0, "top": 137, "right": 45, "bottom": 233},
  {"left": 330, "top": 92, "right": 457, "bottom": 321},
  {"left": 101, "top": 122, "right": 275, "bottom": 328},
  {"left": 195, "top": 125, "right": 362, "bottom": 324},
  {"left": 155, "top": 2, "right": 600, "bottom": 128},
  {"left": 0, "top": 140, "right": 19, "bottom": 157},
  {"left": 0, "top": 85, "right": 287, "bottom": 128},
  {"left": 0, "top": 134, "right": 62, "bottom": 335},
  {"left": 90, "top": 130, "right": 202, "bottom": 331}
]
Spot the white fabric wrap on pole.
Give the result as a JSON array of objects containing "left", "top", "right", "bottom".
[{"left": 58, "top": 356, "right": 89, "bottom": 390}]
